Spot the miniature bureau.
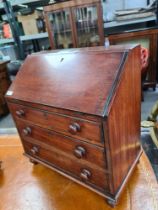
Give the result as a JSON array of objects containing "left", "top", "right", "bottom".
[{"left": 6, "top": 45, "right": 142, "bottom": 206}]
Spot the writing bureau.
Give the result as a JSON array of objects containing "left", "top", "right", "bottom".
[{"left": 6, "top": 45, "right": 142, "bottom": 207}]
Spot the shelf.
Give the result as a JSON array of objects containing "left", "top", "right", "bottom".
[
  {"left": 0, "top": 32, "right": 48, "bottom": 45},
  {"left": 0, "top": 38, "right": 14, "bottom": 44},
  {"left": 104, "top": 16, "right": 156, "bottom": 28},
  {"left": 76, "top": 26, "right": 98, "bottom": 31},
  {"left": 20, "top": 32, "right": 48, "bottom": 41},
  {"left": 54, "top": 29, "right": 71, "bottom": 34}
]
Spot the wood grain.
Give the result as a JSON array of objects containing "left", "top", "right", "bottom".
[
  {"left": 6, "top": 45, "right": 142, "bottom": 206},
  {"left": 8, "top": 102, "right": 102, "bottom": 145},
  {"left": 6, "top": 50, "right": 123, "bottom": 116},
  {"left": 24, "top": 140, "right": 109, "bottom": 192},
  {"left": 15, "top": 119, "right": 107, "bottom": 168},
  {"left": 106, "top": 45, "right": 141, "bottom": 194}
]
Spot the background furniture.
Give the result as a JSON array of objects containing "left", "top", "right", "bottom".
[
  {"left": 0, "top": 0, "right": 50, "bottom": 61},
  {"left": 141, "top": 46, "right": 149, "bottom": 101},
  {"left": 44, "top": 0, "right": 104, "bottom": 49},
  {"left": 6, "top": 45, "right": 141, "bottom": 206},
  {"left": 108, "top": 28, "right": 158, "bottom": 90},
  {"left": 0, "top": 60, "right": 10, "bottom": 116},
  {"left": 7, "top": 60, "right": 23, "bottom": 81}
]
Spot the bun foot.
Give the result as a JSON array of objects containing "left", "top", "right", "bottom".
[
  {"left": 106, "top": 199, "right": 117, "bottom": 207},
  {"left": 29, "top": 158, "right": 38, "bottom": 165}
]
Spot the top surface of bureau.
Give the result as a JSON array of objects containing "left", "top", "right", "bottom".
[{"left": 5, "top": 46, "right": 137, "bottom": 117}]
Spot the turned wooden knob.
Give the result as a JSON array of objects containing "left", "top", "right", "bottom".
[
  {"left": 80, "top": 169, "right": 91, "bottom": 181},
  {"left": 69, "top": 122, "right": 81, "bottom": 134},
  {"left": 74, "top": 146, "right": 86, "bottom": 158},
  {"left": 16, "top": 110, "right": 25, "bottom": 117},
  {"left": 23, "top": 127, "right": 31, "bottom": 136},
  {"left": 30, "top": 146, "right": 39, "bottom": 155}
]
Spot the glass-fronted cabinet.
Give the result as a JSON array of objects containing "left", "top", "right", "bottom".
[
  {"left": 44, "top": 0, "right": 104, "bottom": 49},
  {"left": 73, "top": 5, "right": 100, "bottom": 47},
  {"left": 47, "top": 10, "right": 74, "bottom": 49}
]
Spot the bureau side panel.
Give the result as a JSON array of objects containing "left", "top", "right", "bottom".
[{"left": 106, "top": 46, "right": 141, "bottom": 194}]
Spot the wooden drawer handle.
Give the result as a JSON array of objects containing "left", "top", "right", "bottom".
[
  {"left": 30, "top": 146, "right": 39, "bottom": 155},
  {"left": 74, "top": 146, "right": 86, "bottom": 159},
  {"left": 80, "top": 169, "right": 91, "bottom": 181},
  {"left": 16, "top": 110, "right": 25, "bottom": 117},
  {"left": 69, "top": 122, "right": 81, "bottom": 134},
  {"left": 23, "top": 127, "right": 31, "bottom": 136}
]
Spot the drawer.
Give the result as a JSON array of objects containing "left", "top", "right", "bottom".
[
  {"left": 23, "top": 140, "right": 109, "bottom": 192},
  {"left": 16, "top": 120, "right": 107, "bottom": 169},
  {"left": 9, "top": 103, "right": 102, "bottom": 145}
]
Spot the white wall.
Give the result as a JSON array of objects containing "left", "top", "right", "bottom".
[
  {"left": 102, "top": 0, "right": 150, "bottom": 21},
  {"left": 124, "top": 0, "right": 147, "bottom": 9},
  {"left": 102, "top": 0, "right": 124, "bottom": 21}
]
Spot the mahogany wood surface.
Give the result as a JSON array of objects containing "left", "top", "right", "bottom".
[
  {"left": 6, "top": 45, "right": 142, "bottom": 206},
  {"left": 23, "top": 140, "right": 109, "bottom": 192},
  {"left": 6, "top": 50, "right": 124, "bottom": 116},
  {"left": 106, "top": 46, "right": 141, "bottom": 194},
  {"left": 8, "top": 102, "right": 102, "bottom": 145},
  {"left": 44, "top": 0, "right": 101, "bottom": 11},
  {"left": 15, "top": 119, "right": 107, "bottom": 168}
]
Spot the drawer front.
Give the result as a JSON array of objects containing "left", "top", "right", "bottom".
[
  {"left": 23, "top": 140, "right": 108, "bottom": 192},
  {"left": 9, "top": 103, "right": 102, "bottom": 145},
  {"left": 16, "top": 120, "right": 107, "bottom": 169}
]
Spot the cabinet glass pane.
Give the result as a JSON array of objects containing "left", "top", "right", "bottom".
[
  {"left": 48, "top": 10, "right": 73, "bottom": 49},
  {"left": 74, "top": 6, "right": 100, "bottom": 47}
]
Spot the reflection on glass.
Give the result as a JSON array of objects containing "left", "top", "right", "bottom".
[
  {"left": 74, "top": 6, "right": 100, "bottom": 47},
  {"left": 48, "top": 10, "right": 73, "bottom": 49}
]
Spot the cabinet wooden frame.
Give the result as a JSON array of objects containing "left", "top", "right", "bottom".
[
  {"left": 44, "top": 0, "right": 104, "bottom": 49},
  {"left": 108, "top": 28, "right": 158, "bottom": 90}
]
